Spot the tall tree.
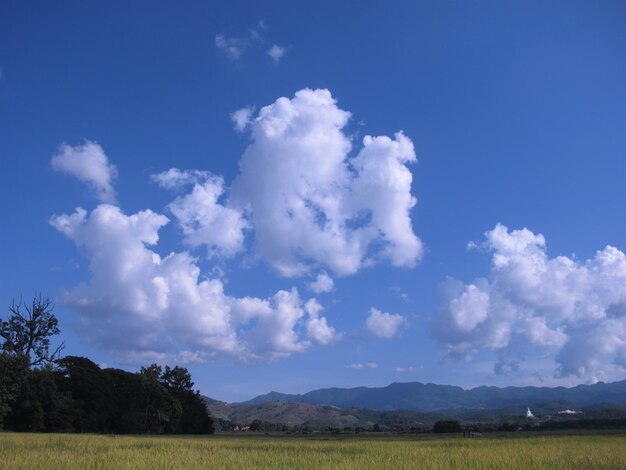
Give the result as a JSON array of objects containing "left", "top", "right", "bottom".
[
  {"left": 140, "top": 363, "right": 162, "bottom": 382},
  {"left": 161, "top": 365, "right": 194, "bottom": 392},
  {"left": 1, "top": 295, "right": 64, "bottom": 367},
  {"left": 0, "top": 352, "right": 29, "bottom": 429}
]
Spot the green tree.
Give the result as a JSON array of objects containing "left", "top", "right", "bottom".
[
  {"left": 56, "top": 356, "right": 113, "bottom": 432},
  {"left": 6, "top": 365, "right": 74, "bottom": 432},
  {"left": 433, "top": 419, "right": 461, "bottom": 433},
  {"left": 161, "top": 365, "right": 194, "bottom": 392},
  {"left": 0, "top": 352, "right": 29, "bottom": 429},
  {"left": 154, "top": 365, "right": 214, "bottom": 434},
  {"left": 1, "top": 295, "right": 64, "bottom": 367},
  {"left": 140, "top": 363, "right": 162, "bottom": 382}
]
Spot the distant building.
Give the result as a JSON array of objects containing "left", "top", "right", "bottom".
[{"left": 526, "top": 407, "right": 534, "bottom": 419}]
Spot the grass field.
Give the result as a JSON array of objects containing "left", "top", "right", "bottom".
[{"left": 1, "top": 431, "right": 626, "bottom": 469}]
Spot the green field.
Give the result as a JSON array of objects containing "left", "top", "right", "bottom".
[{"left": 2, "top": 431, "right": 626, "bottom": 469}]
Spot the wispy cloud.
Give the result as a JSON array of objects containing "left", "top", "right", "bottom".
[
  {"left": 216, "top": 21, "right": 287, "bottom": 64},
  {"left": 394, "top": 365, "right": 423, "bottom": 373},
  {"left": 267, "top": 44, "right": 286, "bottom": 63},
  {"left": 230, "top": 106, "right": 254, "bottom": 132},
  {"left": 349, "top": 362, "right": 378, "bottom": 369}
]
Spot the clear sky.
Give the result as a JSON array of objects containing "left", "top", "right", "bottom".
[{"left": 1, "top": 1, "right": 625, "bottom": 402}]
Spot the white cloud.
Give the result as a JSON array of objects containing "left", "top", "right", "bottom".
[
  {"left": 267, "top": 44, "right": 286, "bottom": 63},
  {"left": 152, "top": 170, "right": 248, "bottom": 258},
  {"left": 150, "top": 168, "right": 210, "bottom": 190},
  {"left": 308, "top": 272, "right": 334, "bottom": 294},
  {"left": 390, "top": 286, "right": 410, "bottom": 302},
  {"left": 216, "top": 21, "right": 274, "bottom": 62},
  {"left": 432, "top": 224, "right": 626, "bottom": 381},
  {"left": 231, "top": 107, "right": 254, "bottom": 132},
  {"left": 49, "top": 204, "right": 337, "bottom": 364},
  {"left": 395, "top": 366, "right": 422, "bottom": 373},
  {"left": 230, "top": 88, "right": 422, "bottom": 277},
  {"left": 349, "top": 362, "right": 378, "bottom": 369},
  {"left": 51, "top": 141, "right": 117, "bottom": 203},
  {"left": 215, "top": 34, "right": 244, "bottom": 60},
  {"left": 366, "top": 307, "right": 406, "bottom": 338},
  {"left": 304, "top": 299, "right": 340, "bottom": 345}
]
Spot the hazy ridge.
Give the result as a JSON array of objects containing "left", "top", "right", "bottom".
[{"left": 240, "top": 380, "right": 626, "bottom": 412}]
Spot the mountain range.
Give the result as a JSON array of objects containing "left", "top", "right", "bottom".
[{"left": 239, "top": 380, "right": 626, "bottom": 412}]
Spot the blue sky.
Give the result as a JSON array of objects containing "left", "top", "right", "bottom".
[{"left": 1, "top": 1, "right": 625, "bottom": 402}]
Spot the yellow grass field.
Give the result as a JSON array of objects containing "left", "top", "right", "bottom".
[{"left": 1, "top": 432, "right": 625, "bottom": 469}]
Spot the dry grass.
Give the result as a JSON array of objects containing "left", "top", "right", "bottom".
[{"left": 1, "top": 431, "right": 625, "bottom": 469}]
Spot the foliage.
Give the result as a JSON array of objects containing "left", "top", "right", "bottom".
[
  {"left": 5, "top": 365, "right": 74, "bottom": 432},
  {"left": 161, "top": 365, "right": 194, "bottom": 392},
  {"left": 1, "top": 296, "right": 212, "bottom": 435},
  {"left": 1, "top": 296, "right": 64, "bottom": 367},
  {"left": 0, "top": 352, "right": 29, "bottom": 429},
  {"left": 433, "top": 419, "right": 461, "bottom": 433}
]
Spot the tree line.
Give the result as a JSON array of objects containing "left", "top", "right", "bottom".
[{"left": 0, "top": 296, "right": 214, "bottom": 434}]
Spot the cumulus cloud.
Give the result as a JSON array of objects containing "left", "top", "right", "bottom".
[
  {"left": 152, "top": 169, "right": 248, "bottom": 258},
  {"left": 304, "top": 299, "right": 340, "bottom": 344},
  {"left": 308, "top": 272, "right": 334, "bottom": 294},
  {"left": 49, "top": 204, "right": 337, "bottom": 364},
  {"left": 267, "top": 44, "right": 286, "bottom": 63},
  {"left": 231, "top": 107, "right": 254, "bottom": 132},
  {"left": 51, "top": 141, "right": 117, "bottom": 203},
  {"left": 230, "top": 88, "right": 422, "bottom": 277},
  {"left": 366, "top": 307, "right": 406, "bottom": 338},
  {"left": 432, "top": 224, "right": 626, "bottom": 381}
]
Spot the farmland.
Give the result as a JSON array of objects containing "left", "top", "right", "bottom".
[{"left": 2, "top": 431, "right": 625, "bottom": 469}]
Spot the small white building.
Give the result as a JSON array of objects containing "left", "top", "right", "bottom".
[{"left": 526, "top": 407, "right": 534, "bottom": 419}]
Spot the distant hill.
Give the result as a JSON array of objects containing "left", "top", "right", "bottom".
[
  {"left": 205, "top": 398, "right": 626, "bottom": 431},
  {"left": 242, "top": 380, "right": 626, "bottom": 412}
]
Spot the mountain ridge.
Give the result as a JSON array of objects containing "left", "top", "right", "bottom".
[{"left": 239, "top": 380, "right": 626, "bottom": 412}]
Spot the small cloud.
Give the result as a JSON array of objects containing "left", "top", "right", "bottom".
[
  {"left": 216, "top": 21, "right": 278, "bottom": 63},
  {"left": 215, "top": 34, "right": 244, "bottom": 61},
  {"left": 349, "top": 362, "right": 378, "bottom": 370},
  {"left": 51, "top": 140, "right": 117, "bottom": 203},
  {"left": 231, "top": 106, "right": 254, "bottom": 133},
  {"left": 394, "top": 366, "right": 422, "bottom": 373},
  {"left": 267, "top": 44, "right": 286, "bottom": 63},
  {"left": 305, "top": 299, "right": 340, "bottom": 345},
  {"left": 366, "top": 307, "right": 407, "bottom": 339},
  {"left": 308, "top": 272, "right": 334, "bottom": 294},
  {"left": 153, "top": 170, "right": 249, "bottom": 258},
  {"left": 389, "top": 286, "right": 410, "bottom": 303},
  {"left": 150, "top": 168, "right": 210, "bottom": 190}
]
